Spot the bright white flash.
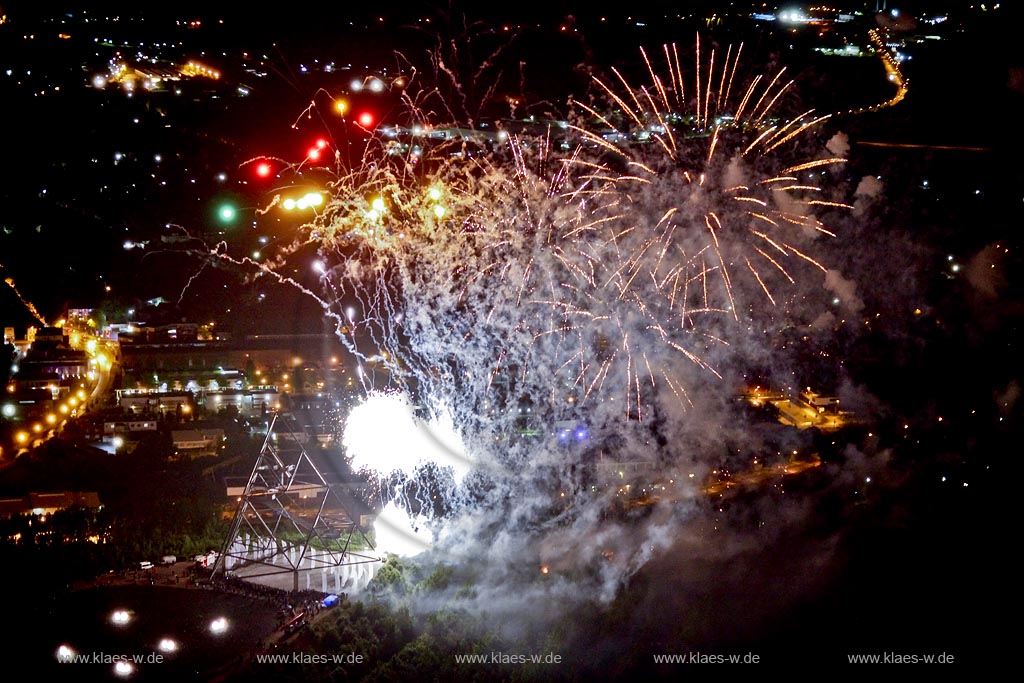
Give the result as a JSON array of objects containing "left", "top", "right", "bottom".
[
  {"left": 342, "top": 390, "right": 470, "bottom": 484},
  {"left": 374, "top": 500, "right": 433, "bottom": 557}
]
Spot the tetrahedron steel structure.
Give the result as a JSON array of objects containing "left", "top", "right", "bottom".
[{"left": 212, "top": 412, "right": 382, "bottom": 591}]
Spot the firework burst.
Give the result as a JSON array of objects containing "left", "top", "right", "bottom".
[
  {"left": 507, "top": 36, "right": 853, "bottom": 420},
  {"left": 232, "top": 35, "right": 850, "bottom": 453}
]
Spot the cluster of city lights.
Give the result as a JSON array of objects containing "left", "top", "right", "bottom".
[{"left": 4, "top": 385, "right": 90, "bottom": 447}]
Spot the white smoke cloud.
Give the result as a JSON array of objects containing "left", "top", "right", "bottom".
[
  {"left": 853, "top": 174, "right": 884, "bottom": 217},
  {"left": 826, "top": 131, "right": 850, "bottom": 158},
  {"left": 995, "top": 380, "right": 1020, "bottom": 418},
  {"left": 824, "top": 269, "right": 864, "bottom": 315},
  {"left": 965, "top": 242, "right": 1009, "bottom": 299}
]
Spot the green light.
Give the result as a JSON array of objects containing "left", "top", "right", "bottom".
[{"left": 218, "top": 204, "right": 237, "bottom": 222}]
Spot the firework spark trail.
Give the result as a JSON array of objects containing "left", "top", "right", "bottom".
[{"left": 175, "top": 259, "right": 211, "bottom": 306}]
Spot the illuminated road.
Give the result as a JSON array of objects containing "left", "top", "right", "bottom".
[
  {"left": 702, "top": 454, "right": 822, "bottom": 496},
  {"left": 612, "top": 452, "right": 823, "bottom": 512},
  {"left": 64, "top": 328, "right": 119, "bottom": 414}
]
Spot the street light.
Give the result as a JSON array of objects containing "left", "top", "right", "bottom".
[
  {"left": 214, "top": 200, "right": 261, "bottom": 230},
  {"left": 218, "top": 204, "right": 238, "bottom": 223}
]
